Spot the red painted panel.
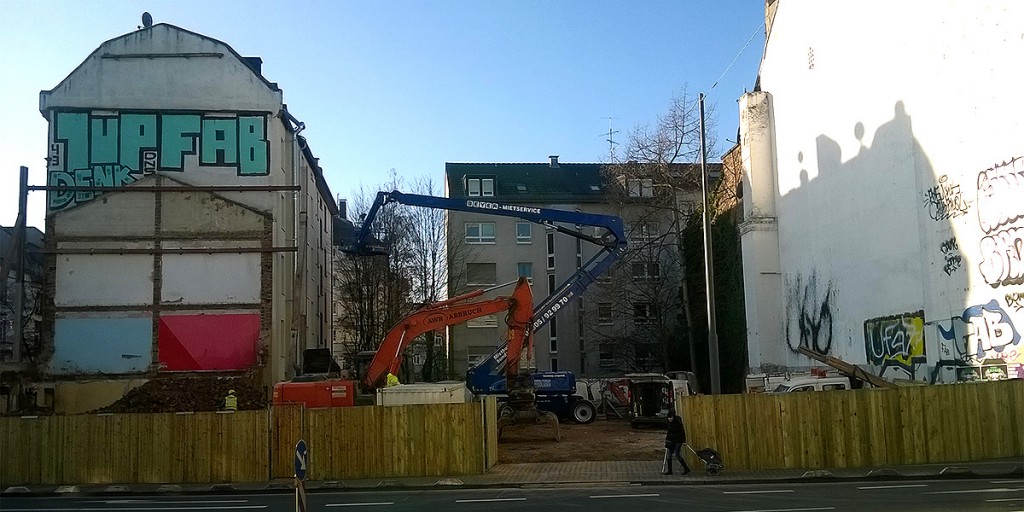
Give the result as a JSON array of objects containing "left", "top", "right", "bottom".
[{"left": 158, "top": 313, "right": 259, "bottom": 371}]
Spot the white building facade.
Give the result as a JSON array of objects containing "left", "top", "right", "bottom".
[{"left": 740, "top": 1, "right": 1024, "bottom": 382}]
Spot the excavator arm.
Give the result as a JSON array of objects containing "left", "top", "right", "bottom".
[{"left": 362, "top": 277, "right": 534, "bottom": 390}]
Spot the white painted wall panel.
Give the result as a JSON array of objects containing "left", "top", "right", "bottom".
[
  {"left": 161, "top": 253, "right": 260, "bottom": 304},
  {"left": 743, "top": 1, "right": 1024, "bottom": 380},
  {"left": 56, "top": 254, "right": 154, "bottom": 306}
]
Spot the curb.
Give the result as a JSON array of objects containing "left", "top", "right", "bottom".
[{"left": 3, "top": 466, "right": 1020, "bottom": 497}]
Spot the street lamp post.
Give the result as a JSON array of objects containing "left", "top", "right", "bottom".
[{"left": 698, "top": 93, "right": 722, "bottom": 395}]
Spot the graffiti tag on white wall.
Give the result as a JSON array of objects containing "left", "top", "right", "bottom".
[
  {"left": 939, "top": 237, "right": 962, "bottom": 275},
  {"left": 1005, "top": 292, "right": 1024, "bottom": 312},
  {"left": 47, "top": 111, "right": 270, "bottom": 211},
  {"left": 864, "top": 310, "right": 926, "bottom": 375},
  {"left": 977, "top": 157, "right": 1024, "bottom": 288},
  {"left": 785, "top": 271, "right": 834, "bottom": 354},
  {"left": 936, "top": 299, "right": 1022, "bottom": 380},
  {"left": 923, "top": 174, "right": 970, "bottom": 221}
]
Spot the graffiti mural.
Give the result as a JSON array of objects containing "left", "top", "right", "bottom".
[
  {"left": 923, "top": 174, "right": 970, "bottom": 221},
  {"left": 785, "top": 271, "right": 834, "bottom": 354},
  {"left": 939, "top": 237, "right": 962, "bottom": 275},
  {"left": 935, "top": 299, "right": 1023, "bottom": 381},
  {"left": 864, "top": 310, "right": 926, "bottom": 377},
  {"left": 1005, "top": 292, "right": 1024, "bottom": 311},
  {"left": 48, "top": 111, "right": 270, "bottom": 210},
  {"left": 977, "top": 156, "right": 1024, "bottom": 288}
]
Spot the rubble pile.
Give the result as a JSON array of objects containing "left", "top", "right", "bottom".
[{"left": 94, "top": 372, "right": 267, "bottom": 413}]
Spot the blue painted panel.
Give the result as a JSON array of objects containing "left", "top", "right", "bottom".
[{"left": 51, "top": 316, "right": 153, "bottom": 374}]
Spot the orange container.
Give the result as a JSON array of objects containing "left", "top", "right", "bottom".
[{"left": 272, "top": 378, "right": 356, "bottom": 408}]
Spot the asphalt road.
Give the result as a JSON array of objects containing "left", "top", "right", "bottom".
[{"left": 1, "top": 479, "right": 1022, "bottom": 512}]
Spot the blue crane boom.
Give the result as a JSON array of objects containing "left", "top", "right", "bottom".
[{"left": 339, "top": 190, "right": 627, "bottom": 396}]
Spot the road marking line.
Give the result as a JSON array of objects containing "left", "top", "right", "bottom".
[
  {"left": 726, "top": 508, "right": 834, "bottom": 512},
  {"left": 454, "top": 498, "right": 526, "bottom": 503},
  {"left": 986, "top": 498, "right": 1024, "bottom": 502},
  {"left": 723, "top": 490, "right": 794, "bottom": 494},
  {"left": 589, "top": 493, "right": 660, "bottom": 499},
  {"left": 0, "top": 507, "right": 266, "bottom": 511},
  {"left": 325, "top": 503, "right": 395, "bottom": 507},
  {"left": 857, "top": 484, "right": 928, "bottom": 490},
  {"left": 927, "top": 487, "right": 1023, "bottom": 494},
  {"left": 992, "top": 480, "right": 1024, "bottom": 484},
  {"left": 98, "top": 501, "right": 250, "bottom": 505}
]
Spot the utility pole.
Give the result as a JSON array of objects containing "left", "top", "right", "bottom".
[
  {"left": 698, "top": 94, "right": 721, "bottom": 395},
  {"left": 13, "top": 166, "right": 29, "bottom": 363}
]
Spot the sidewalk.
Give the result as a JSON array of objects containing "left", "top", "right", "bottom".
[{"left": 4, "top": 459, "right": 1021, "bottom": 496}]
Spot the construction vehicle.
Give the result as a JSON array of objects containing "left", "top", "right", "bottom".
[
  {"left": 338, "top": 190, "right": 627, "bottom": 424},
  {"left": 275, "top": 277, "right": 560, "bottom": 438}
]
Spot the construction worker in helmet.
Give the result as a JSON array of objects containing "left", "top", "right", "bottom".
[
  {"left": 385, "top": 373, "right": 400, "bottom": 387},
  {"left": 223, "top": 389, "right": 238, "bottom": 411}
]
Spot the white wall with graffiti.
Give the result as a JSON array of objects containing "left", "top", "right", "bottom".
[{"left": 739, "top": 1, "right": 1024, "bottom": 383}]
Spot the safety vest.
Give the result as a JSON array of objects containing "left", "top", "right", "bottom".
[
  {"left": 386, "top": 373, "right": 400, "bottom": 387},
  {"left": 224, "top": 394, "right": 238, "bottom": 411}
]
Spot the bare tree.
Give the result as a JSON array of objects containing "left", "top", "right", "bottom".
[
  {"left": 405, "top": 176, "right": 473, "bottom": 381},
  {"left": 334, "top": 173, "right": 415, "bottom": 376},
  {"left": 592, "top": 87, "right": 716, "bottom": 374}
]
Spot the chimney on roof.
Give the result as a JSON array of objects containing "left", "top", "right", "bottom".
[
  {"left": 338, "top": 198, "right": 347, "bottom": 219},
  {"left": 549, "top": 155, "right": 559, "bottom": 168},
  {"left": 242, "top": 56, "right": 263, "bottom": 76}
]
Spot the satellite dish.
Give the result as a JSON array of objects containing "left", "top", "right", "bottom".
[{"left": 142, "top": 12, "right": 153, "bottom": 28}]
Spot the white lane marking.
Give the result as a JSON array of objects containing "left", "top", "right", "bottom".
[
  {"left": 726, "top": 508, "right": 835, "bottom": 512},
  {"left": 992, "top": 480, "right": 1024, "bottom": 484},
  {"left": 589, "top": 493, "right": 661, "bottom": 499},
  {"left": 986, "top": 497, "right": 1024, "bottom": 502},
  {"left": 326, "top": 503, "right": 395, "bottom": 507},
  {"left": 857, "top": 484, "right": 928, "bottom": 490},
  {"left": 454, "top": 498, "right": 526, "bottom": 503},
  {"left": 723, "top": 489, "right": 795, "bottom": 494},
  {"left": 97, "top": 501, "right": 250, "bottom": 505},
  {"left": 1, "top": 507, "right": 266, "bottom": 511},
  {"left": 927, "top": 487, "right": 1024, "bottom": 494}
]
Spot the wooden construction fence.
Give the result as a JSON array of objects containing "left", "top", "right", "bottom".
[
  {"left": 0, "top": 411, "right": 269, "bottom": 485},
  {"left": 0, "top": 399, "right": 500, "bottom": 486},
  {"left": 678, "top": 380, "right": 1024, "bottom": 471}
]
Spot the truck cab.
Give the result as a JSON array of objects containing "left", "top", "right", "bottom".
[{"left": 626, "top": 373, "right": 694, "bottom": 428}]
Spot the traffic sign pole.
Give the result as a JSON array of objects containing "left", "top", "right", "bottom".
[{"left": 294, "top": 439, "right": 308, "bottom": 512}]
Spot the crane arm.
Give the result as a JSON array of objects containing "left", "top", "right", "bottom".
[{"left": 362, "top": 277, "right": 534, "bottom": 390}]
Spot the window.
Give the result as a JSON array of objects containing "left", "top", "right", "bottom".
[
  {"left": 576, "top": 238, "right": 583, "bottom": 269},
  {"left": 550, "top": 357, "right": 558, "bottom": 372},
  {"left": 628, "top": 178, "right": 654, "bottom": 198},
  {"left": 599, "top": 343, "right": 616, "bottom": 367},
  {"left": 598, "top": 303, "right": 613, "bottom": 325},
  {"left": 466, "top": 177, "right": 495, "bottom": 197},
  {"left": 550, "top": 317, "right": 558, "bottom": 339},
  {"left": 465, "top": 222, "right": 496, "bottom": 244},
  {"left": 548, "top": 274, "right": 556, "bottom": 295},
  {"left": 633, "top": 302, "right": 653, "bottom": 324},
  {"left": 517, "top": 262, "right": 533, "bottom": 284},
  {"left": 467, "top": 263, "right": 497, "bottom": 286},
  {"left": 516, "top": 222, "right": 532, "bottom": 244},
  {"left": 467, "top": 315, "right": 498, "bottom": 328},
  {"left": 628, "top": 221, "right": 659, "bottom": 242},
  {"left": 546, "top": 232, "right": 555, "bottom": 269},
  {"left": 632, "top": 262, "right": 661, "bottom": 281}
]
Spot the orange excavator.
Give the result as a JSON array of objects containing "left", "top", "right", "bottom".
[{"left": 360, "top": 277, "right": 559, "bottom": 440}]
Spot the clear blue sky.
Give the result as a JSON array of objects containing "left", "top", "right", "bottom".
[{"left": 0, "top": 1, "right": 765, "bottom": 227}]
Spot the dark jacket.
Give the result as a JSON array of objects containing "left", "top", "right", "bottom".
[{"left": 665, "top": 415, "right": 686, "bottom": 444}]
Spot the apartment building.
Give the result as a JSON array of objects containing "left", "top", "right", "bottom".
[{"left": 445, "top": 156, "right": 713, "bottom": 378}]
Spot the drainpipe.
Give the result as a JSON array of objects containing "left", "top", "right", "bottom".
[{"left": 283, "top": 109, "right": 308, "bottom": 375}]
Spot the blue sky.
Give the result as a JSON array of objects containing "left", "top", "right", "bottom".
[{"left": 0, "top": 1, "right": 765, "bottom": 227}]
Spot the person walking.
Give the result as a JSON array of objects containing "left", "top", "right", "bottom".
[
  {"left": 222, "top": 389, "right": 238, "bottom": 411},
  {"left": 662, "top": 410, "right": 691, "bottom": 475}
]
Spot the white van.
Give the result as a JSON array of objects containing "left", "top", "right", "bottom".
[{"left": 773, "top": 375, "right": 852, "bottom": 393}]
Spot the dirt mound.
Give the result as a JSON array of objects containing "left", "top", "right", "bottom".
[
  {"left": 499, "top": 419, "right": 664, "bottom": 463},
  {"left": 93, "top": 372, "right": 267, "bottom": 413}
]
